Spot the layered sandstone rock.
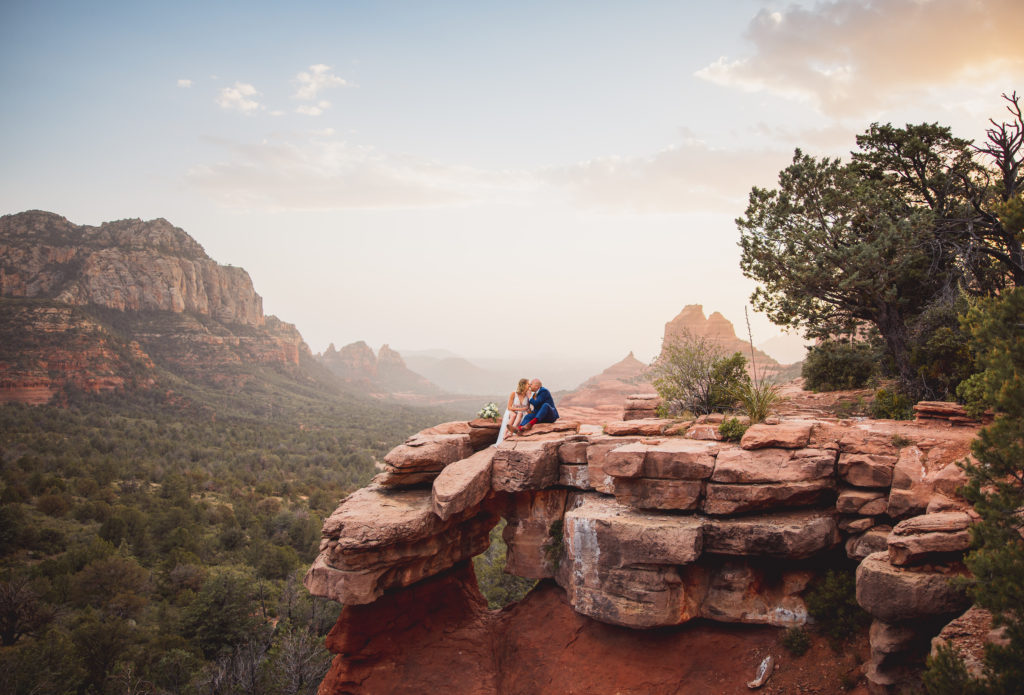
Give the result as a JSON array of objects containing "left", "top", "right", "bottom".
[
  {"left": 305, "top": 485, "right": 497, "bottom": 605},
  {"left": 1, "top": 211, "right": 263, "bottom": 325},
  {"left": 378, "top": 433, "right": 474, "bottom": 486},
  {"left": 308, "top": 412, "right": 984, "bottom": 694},
  {"left": 622, "top": 393, "right": 663, "bottom": 420}
]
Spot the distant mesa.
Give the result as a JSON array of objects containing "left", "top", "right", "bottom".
[
  {"left": 320, "top": 342, "right": 439, "bottom": 398},
  {"left": 559, "top": 352, "right": 654, "bottom": 414},
  {"left": 662, "top": 304, "right": 781, "bottom": 377}
]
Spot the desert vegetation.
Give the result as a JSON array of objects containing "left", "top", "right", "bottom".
[{"left": 0, "top": 387, "right": 461, "bottom": 694}]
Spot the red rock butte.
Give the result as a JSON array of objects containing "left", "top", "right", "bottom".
[{"left": 305, "top": 409, "right": 986, "bottom": 694}]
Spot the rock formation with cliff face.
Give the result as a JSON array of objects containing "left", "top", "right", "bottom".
[
  {"left": 663, "top": 304, "right": 781, "bottom": 378},
  {"left": 319, "top": 342, "right": 440, "bottom": 398},
  {"left": 0, "top": 210, "right": 312, "bottom": 403},
  {"left": 306, "top": 411, "right": 980, "bottom": 693}
]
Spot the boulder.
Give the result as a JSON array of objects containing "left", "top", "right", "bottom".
[
  {"left": 559, "top": 494, "right": 705, "bottom": 628},
  {"left": 432, "top": 448, "right": 495, "bottom": 520},
  {"left": 845, "top": 527, "right": 891, "bottom": 561},
  {"left": 839, "top": 516, "right": 876, "bottom": 533},
  {"left": 836, "top": 488, "right": 888, "bottom": 515},
  {"left": 557, "top": 440, "right": 588, "bottom": 465},
  {"left": 887, "top": 530, "right": 971, "bottom": 566},
  {"left": 380, "top": 433, "right": 474, "bottom": 484},
  {"left": 711, "top": 447, "right": 835, "bottom": 484},
  {"left": 492, "top": 440, "right": 561, "bottom": 492},
  {"left": 887, "top": 446, "right": 955, "bottom": 518},
  {"left": 740, "top": 421, "right": 814, "bottom": 450},
  {"left": 586, "top": 436, "right": 643, "bottom": 494},
  {"left": 856, "top": 552, "right": 970, "bottom": 622},
  {"left": 612, "top": 478, "right": 704, "bottom": 510},
  {"left": 870, "top": 619, "right": 919, "bottom": 655},
  {"left": 604, "top": 439, "right": 718, "bottom": 480},
  {"left": 691, "top": 560, "right": 813, "bottom": 627},
  {"left": 307, "top": 486, "right": 498, "bottom": 605},
  {"left": 837, "top": 453, "right": 897, "bottom": 488},
  {"left": 892, "top": 511, "right": 972, "bottom": 535},
  {"left": 930, "top": 606, "right": 1002, "bottom": 680},
  {"left": 703, "top": 509, "right": 840, "bottom": 559},
  {"left": 703, "top": 480, "right": 835, "bottom": 515}
]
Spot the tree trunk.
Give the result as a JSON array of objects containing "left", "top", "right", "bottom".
[{"left": 874, "top": 303, "right": 915, "bottom": 391}]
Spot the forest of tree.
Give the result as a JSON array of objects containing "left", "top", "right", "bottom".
[{"left": 0, "top": 384, "right": 467, "bottom": 695}]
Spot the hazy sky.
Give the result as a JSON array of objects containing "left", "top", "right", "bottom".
[{"left": 1, "top": 0, "right": 1021, "bottom": 366}]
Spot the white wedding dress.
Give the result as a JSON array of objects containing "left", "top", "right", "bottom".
[{"left": 495, "top": 392, "right": 529, "bottom": 446}]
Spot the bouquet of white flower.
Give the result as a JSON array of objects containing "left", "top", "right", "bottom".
[{"left": 478, "top": 402, "right": 500, "bottom": 420}]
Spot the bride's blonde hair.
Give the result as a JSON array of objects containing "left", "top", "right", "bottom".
[{"left": 516, "top": 378, "right": 529, "bottom": 394}]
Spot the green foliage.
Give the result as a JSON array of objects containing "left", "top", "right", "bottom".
[
  {"left": 718, "top": 417, "right": 749, "bottom": 442},
  {"left": 544, "top": 519, "right": 564, "bottom": 572},
  {"left": 805, "top": 569, "right": 870, "bottom": 650},
  {"left": 738, "top": 105, "right": 1024, "bottom": 396},
  {"left": 890, "top": 434, "right": 912, "bottom": 448},
  {"left": 870, "top": 388, "right": 915, "bottom": 420},
  {"left": 730, "top": 379, "right": 781, "bottom": 424},
  {"left": 950, "top": 287, "right": 1024, "bottom": 694},
  {"left": 781, "top": 626, "right": 811, "bottom": 656},
  {"left": 650, "top": 333, "right": 748, "bottom": 415},
  {"left": 472, "top": 520, "right": 536, "bottom": 609},
  {"left": 802, "top": 340, "right": 879, "bottom": 391},
  {"left": 0, "top": 382, "right": 437, "bottom": 693},
  {"left": 923, "top": 644, "right": 981, "bottom": 695}
]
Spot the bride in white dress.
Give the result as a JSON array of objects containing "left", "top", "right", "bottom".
[{"left": 495, "top": 378, "right": 531, "bottom": 446}]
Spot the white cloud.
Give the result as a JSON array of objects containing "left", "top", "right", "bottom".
[
  {"left": 216, "top": 82, "right": 262, "bottom": 113},
  {"left": 546, "top": 141, "right": 790, "bottom": 213},
  {"left": 696, "top": 0, "right": 1024, "bottom": 115},
  {"left": 296, "top": 100, "right": 331, "bottom": 117},
  {"left": 176, "top": 78, "right": 192, "bottom": 88},
  {"left": 293, "top": 64, "right": 348, "bottom": 101},
  {"left": 188, "top": 133, "right": 527, "bottom": 211}
]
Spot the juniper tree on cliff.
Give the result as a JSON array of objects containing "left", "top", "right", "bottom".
[{"left": 738, "top": 94, "right": 1024, "bottom": 397}]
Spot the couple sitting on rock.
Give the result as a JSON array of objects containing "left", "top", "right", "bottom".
[{"left": 496, "top": 377, "right": 559, "bottom": 445}]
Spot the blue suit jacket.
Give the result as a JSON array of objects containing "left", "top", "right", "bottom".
[{"left": 529, "top": 387, "right": 559, "bottom": 419}]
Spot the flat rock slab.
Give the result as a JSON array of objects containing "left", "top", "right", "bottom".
[
  {"left": 888, "top": 530, "right": 971, "bottom": 566},
  {"left": 604, "top": 439, "right": 718, "bottom": 480},
  {"left": 740, "top": 421, "right": 814, "bottom": 450},
  {"left": 711, "top": 447, "right": 835, "bottom": 484},
  {"left": 322, "top": 486, "right": 446, "bottom": 551},
  {"left": 604, "top": 419, "right": 672, "bottom": 436},
  {"left": 383, "top": 433, "right": 474, "bottom": 473},
  {"left": 703, "top": 509, "right": 840, "bottom": 559},
  {"left": 685, "top": 424, "right": 722, "bottom": 441},
  {"left": 892, "top": 511, "right": 972, "bottom": 535},
  {"left": 612, "top": 477, "right": 704, "bottom": 510},
  {"left": 702, "top": 479, "right": 835, "bottom": 515},
  {"left": 432, "top": 448, "right": 495, "bottom": 520},
  {"left": 515, "top": 421, "right": 580, "bottom": 438},
  {"left": 856, "top": 551, "right": 970, "bottom": 622},
  {"left": 492, "top": 440, "right": 561, "bottom": 492},
  {"left": 837, "top": 453, "right": 897, "bottom": 488},
  {"left": 558, "top": 440, "right": 588, "bottom": 464}
]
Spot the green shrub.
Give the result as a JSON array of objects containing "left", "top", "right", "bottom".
[
  {"left": 650, "top": 332, "right": 748, "bottom": 415},
  {"left": 730, "top": 379, "right": 781, "bottom": 424},
  {"left": 805, "top": 569, "right": 870, "bottom": 649},
  {"left": 923, "top": 643, "right": 979, "bottom": 695},
  {"left": 802, "top": 340, "right": 878, "bottom": 391},
  {"left": 870, "top": 388, "right": 914, "bottom": 420},
  {"left": 718, "top": 418, "right": 749, "bottom": 442},
  {"left": 782, "top": 626, "right": 811, "bottom": 656}
]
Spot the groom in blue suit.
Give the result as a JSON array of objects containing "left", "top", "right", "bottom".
[{"left": 517, "top": 378, "right": 559, "bottom": 432}]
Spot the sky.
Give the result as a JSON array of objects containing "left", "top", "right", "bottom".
[{"left": 1, "top": 0, "right": 1021, "bottom": 367}]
